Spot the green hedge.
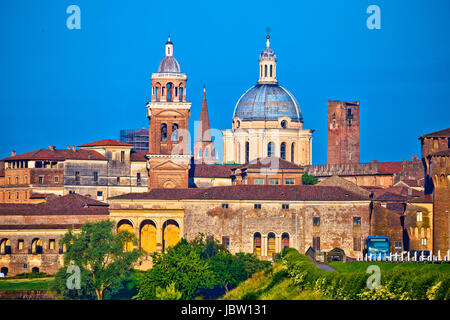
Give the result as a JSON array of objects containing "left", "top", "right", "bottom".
[{"left": 283, "top": 250, "right": 450, "bottom": 300}]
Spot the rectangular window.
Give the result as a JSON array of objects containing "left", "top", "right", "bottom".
[
  {"left": 313, "top": 237, "right": 320, "bottom": 251},
  {"left": 222, "top": 236, "right": 230, "bottom": 249},
  {"left": 93, "top": 171, "right": 98, "bottom": 183},
  {"left": 54, "top": 176, "right": 59, "bottom": 183},
  {"left": 137, "top": 173, "right": 141, "bottom": 184},
  {"left": 394, "top": 241, "right": 402, "bottom": 250},
  {"left": 116, "top": 177, "right": 120, "bottom": 184},
  {"left": 421, "top": 238, "right": 427, "bottom": 246},
  {"left": 121, "top": 151, "right": 125, "bottom": 162},
  {"left": 285, "top": 178, "right": 295, "bottom": 185},
  {"left": 254, "top": 178, "right": 264, "bottom": 185},
  {"left": 49, "top": 239, "right": 55, "bottom": 250},
  {"left": 417, "top": 211, "right": 422, "bottom": 222},
  {"left": 74, "top": 172, "right": 80, "bottom": 183},
  {"left": 38, "top": 176, "right": 44, "bottom": 184},
  {"left": 7, "top": 177, "right": 11, "bottom": 184},
  {"left": 353, "top": 217, "right": 361, "bottom": 226},
  {"left": 221, "top": 203, "right": 229, "bottom": 209},
  {"left": 433, "top": 138, "right": 438, "bottom": 150},
  {"left": 18, "top": 240, "right": 24, "bottom": 250},
  {"left": 269, "top": 179, "right": 279, "bottom": 185},
  {"left": 24, "top": 175, "right": 28, "bottom": 184},
  {"left": 254, "top": 204, "right": 261, "bottom": 210},
  {"left": 353, "top": 237, "right": 361, "bottom": 251},
  {"left": 282, "top": 204, "right": 289, "bottom": 210},
  {"left": 15, "top": 176, "right": 19, "bottom": 184},
  {"left": 313, "top": 217, "right": 320, "bottom": 226}
]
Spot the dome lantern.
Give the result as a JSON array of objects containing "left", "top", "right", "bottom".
[{"left": 258, "top": 35, "right": 277, "bottom": 84}]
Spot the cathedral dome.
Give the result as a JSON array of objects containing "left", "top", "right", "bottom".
[
  {"left": 233, "top": 83, "right": 303, "bottom": 122},
  {"left": 158, "top": 56, "right": 180, "bottom": 73}
]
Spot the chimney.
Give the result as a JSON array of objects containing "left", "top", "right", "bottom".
[
  {"left": 72, "top": 145, "right": 76, "bottom": 151},
  {"left": 49, "top": 145, "right": 55, "bottom": 151},
  {"left": 11, "top": 150, "right": 16, "bottom": 156}
]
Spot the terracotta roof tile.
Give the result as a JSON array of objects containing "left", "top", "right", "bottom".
[
  {"left": 190, "top": 164, "right": 235, "bottom": 178},
  {"left": 235, "top": 157, "right": 303, "bottom": 171},
  {"left": 419, "top": 128, "right": 450, "bottom": 139},
  {"left": 110, "top": 185, "right": 370, "bottom": 202},
  {"left": 78, "top": 139, "right": 133, "bottom": 147},
  {"left": 0, "top": 193, "right": 109, "bottom": 216},
  {"left": 130, "top": 150, "right": 148, "bottom": 162},
  {"left": 1, "top": 149, "right": 106, "bottom": 161},
  {"left": 408, "top": 194, "right": 433, "bottom": 203},
  {"left": 376, "top": 162, "right": 403, "bottom": 174}
]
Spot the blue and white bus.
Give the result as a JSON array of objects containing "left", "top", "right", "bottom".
[{"left": 365, "top": 236, "right": 390, "bottom": 260}]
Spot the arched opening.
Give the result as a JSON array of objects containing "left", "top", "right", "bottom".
[
  {"left": 0, "top": 267, "right": 8, "bottom": 276},
  {"left": 161, "top": 123, "right": 167, "bottom": 142},
  {"left": 32, "top": 267, "right": 39, "bottom": 273},
  {"left": 291, "top": 143, "right": 295, "bottom": 163},
  {"left": 245, "top": 142, "right": 250, "bottom": 163},
  {"left": 0, "top": 239, "right": 11, "bottom": 255},
  {"left": 179, "top": 86, "right": 184, "bottom": 102},
  {"left": 163, "top": 220, "right": 180, "bottom": 251},
  {"left": 282, "top": 233, "right": 290, "bottom": 249},
  {"left": 167, "top": 82, "right": 173, "bottom": 102},
  {"left": 267, "top": 233, "right": 276, "bottom": 257},
  {"left": 198, "top": 149, "right": 202, "bottom": 157},
  {"left": 172, "top": 123, "right": 179, "bottom": 141},
  {"left": 268, "top": 142, "right": 275, "bottom": 157},
  {"left": 117, "top": 220, "right": 134, "bottom": 252},
  {"left": 155, "top": 82, "right": 162, "bottom": 101},
  {"left": 205, "top": 148, "right": 209, "bottom": 157},
  {"left": 264, "top": 65, "right": 267, "bottom": 77},
  {"left": 280, "top": 142, "right": 286, "bottom": 160},
  {"left": 140, "top": 220, "right": 157, "bottom": 253},
  {"left": 253, "top": 232, "right": 261, "bottom": 256},
  {"left": 270, "top": 65, "right": 273, "bottom": 77},
  {"left": 31, "top": 238, "right": 43, "bottom": 254}
]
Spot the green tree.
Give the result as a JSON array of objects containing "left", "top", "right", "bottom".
[
  {"left": 51, "top": 220, "right": 141, "bottom": 300},
  {"left": 210, "top": 252, "right": 247, "bottom": 293},
  {"left": 155, "top": 282, "right": 182, "bottom": 300},
  {"left": 134, "top": 239, "right": 216, "bottom": 300},
  {"left": 302, "top": 172, "right": 318, "bottom": 185}
]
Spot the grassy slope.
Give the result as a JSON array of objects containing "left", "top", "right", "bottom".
[
  {"left": 0, "top": 277, "right": 54, "bottom": 290},
  {"left": 221, "top": 264, "right": 326, "bottom": 300}
]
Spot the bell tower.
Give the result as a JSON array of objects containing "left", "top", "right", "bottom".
[{"left": 147, "top": 36, "right": 192, "bottom": 189}]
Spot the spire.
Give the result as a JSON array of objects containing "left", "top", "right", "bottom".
[
  {"left": 197, "top": 87, "right": 212, "bottom": 142},
  {"left": 266, "top": 34, "right": 270, "bottom": 48},
  {"left": 258, "top": 34, "right": 277, "bottom": 84}
]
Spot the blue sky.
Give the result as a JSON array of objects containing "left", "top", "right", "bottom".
[{"left": 0, "top": 0, "right": 449, "bottom": 164}]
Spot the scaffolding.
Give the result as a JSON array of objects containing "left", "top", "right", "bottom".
[{"left": 120, "top": 128, "right": 149, "bottom": 151}]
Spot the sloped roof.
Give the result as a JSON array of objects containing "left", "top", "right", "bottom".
[
  {"left": 408, "top": 194, "right": 433, "bottom": 204},
  {"left": 78, "top": 139, "right": 133, "bottom": 148},
  {"left": 419, "top": 128, "right": 450, "bottom": 139},
  {"left": 130, "top": 150, "right": 148, "bottom": 162},
  {"left": 190, "top": 163, "right": 234, "bottom": 178},
  {"left": 2, "top": 149, "right": 106, "bottom": 161},
  {"left": 110, "top": 185, "right": 370, "bottom": 202},
  {"left": 317, "top": 175, "right": 371, "bottom": 198},
  {"left": 0, "top": 193, "right": 109, "bottom": 216}
]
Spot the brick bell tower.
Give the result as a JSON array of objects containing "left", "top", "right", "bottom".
[
  {"left": 327, "top": 100, "right": 360, "bottom": 165},
  {"left": 146, "top": 35, "right": 192, "bottom": 189},
  {"left": 194, "top": 87, "right": 218, "bottom": 164}
]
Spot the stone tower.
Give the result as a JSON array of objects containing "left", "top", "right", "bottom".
[
  {"left": 194, "top": 88, "right": 217, "bottom": 164},
  {"left": 327, "top": 100, "right": 360, "bottom": 165},
  {"left": 147, "top": 36, "right": 192, "bottom": 189}
]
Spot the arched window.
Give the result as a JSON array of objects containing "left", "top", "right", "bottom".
[
  {"left": 270, "top": 65, "right": 273, "bottom": 77},
  {"left": 253, "top": 233, "right": 261, "bottom": 256},
  {"left": 161, "top": 87, "right": 165, "bottom": 97},
  {"left": 163, "top": 220, "right": 180, "bottom": 251},
  {"left": 280, "top": 142, "right": 286, "bottom": 160},
  {"left": 32, "top": 267, "right": 39, "bottom": 273},
  {"left": 31, "top": 238, "right": 43, "bottom": 254},
  {"left": 198, "top": 149, "right": 202, "bottom": 157},
  {"left": 0, "top": 267, "right": 8, "bottom": 276},
  {"left": 205, "top": 148, "right": 209, "bottom": 157},
  {"left": 268, "top": 233, "right": 276, "bottom": 257},
  {"left": 171, "top": 123, "right": 178, "bottom": 141},
  {"left": 282, "top": 233, "right": 290, "bottom": 249},
  {"left": 179, "top": 87, "right": 184, "bottom": 101},
  {"left": 245, "top": 142, "right": 250, "bottom": 163},
  {"left": 161, "top": 123, "right": 167, "bottom": 142},
  {"left": 268, "top": 142, "right": 275, "bottom": 157},
  {"left": 117, "top": 220, "right": 134, "bottom": 252},
  {"left": 260, "top": 65, "right": 262, "bottom": 77},
  {"left": 291, "top": 143, "right": 295, "bottom": 163},
  {"left": 0, "top": 239, "right": 11, "bottom": 255},
  {"left": 140, "top": 220, "right": 157, "bottom": 253},
  {"left": 264, "top": 65, "right": 267, "bottom": 77},
  {"left": 167, "top": 83, "right": 173, "bottom": 101}
]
